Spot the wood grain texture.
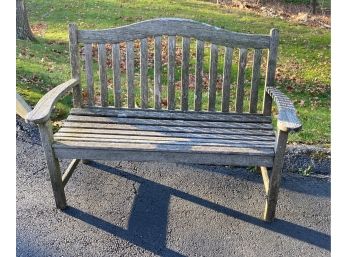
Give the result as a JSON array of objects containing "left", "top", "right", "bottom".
[
  {"left": 38, "top": 121, "right": 66, "bottom": 209},
  {"left": 167, "top": 36, "right": 176, "bottom": 110},
  {"left": 263, "top": 129, "right": 288, "bottom": 221},
  {"left": 68, "top": 23, "right": 82, "bottom": 108},
  {"left": 112, "top": 44, "right": 122, "bottom": 107},
  {"left": 208, "top": 44, "right": 218, "bottom": 112},
  {"left": 70, "top": 107, "right": 272, "bottom": 122},
  {"left": 54, "top": 147, "right": 274, "bottom": 167},
  {"left": 16, "top": 93, "right": 32, "bottom": 120},
  {"left": 194, "top": 40, "right": 204, "bottom": 111},
  {"left": 222, "top": 47, "right": 233, "bottom": 112},
  {"left": 77, "top": 18, "right": 270, "bottom": 49},
  {"left": 235, "top": 48, "right": 247, "bottom": 113},
  {"left": 154, "top": 36, "right": 162, "bottom": 109},
  {"left": 62, "top": 159, "right": 80, "bottom": 187},
  {"left": 140, "top": 38, "right": 148, "bottom": 108},
  {"left": 266, "top": 87, "right": 302, "bottom": 132},
  {"left": 84, "top": 44, "right": 94, "bottom": 106},
  {"left": 249, "top": 49, "right": 262, "bottom": 113},
  {"left": 126, "top": 41, "right": 135, "bottom": 108},
  {"left": 62, "top": 121, "right": 275, "bottom": 136},
  {"left": 98, "top": 44, "right": 108, "bottom": 107},
  {"left": 181, "top": 37, "right": 190, "bottom": 111},
  {"left": 66, "top": 115, "right": 273, "bottom": 130},
  {"left": 26, "top": 79, "right": 79, "bottom": 123},
  {"left": 263, "top": 29, "right": 279, "bottom": 115}
]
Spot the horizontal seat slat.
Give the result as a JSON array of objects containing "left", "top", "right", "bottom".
[
  {"left": 53, "top": 140, "right": 274, "bottom": 156},
  {"left": 54, "top": 133, "right": 275, "bottom": 147},
  {"left": 66, "top": 115, "right": 273, "bottom": 130},
  {"left": 70, "top": 108, "right": 272, "bottom": 123},
  {"left": 57, "top": 127, "right": 275, "bottom": 141},
  {"left": 62, "top": 121, "right": 275, "bottom": 136}
]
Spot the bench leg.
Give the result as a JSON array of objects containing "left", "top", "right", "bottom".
[
  {"left": 263, "top": 129, "right": 288, "bottom": 222},
  {"left": 38, "top": 121, "right": 67, "bottom": 209}
]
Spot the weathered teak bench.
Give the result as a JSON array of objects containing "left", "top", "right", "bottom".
[{"left": 26, "top": 18, "right": 301, "bottom": 221}]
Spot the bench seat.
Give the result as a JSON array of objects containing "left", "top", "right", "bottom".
[{"left": 52, "top": 108, "right": 275, "bottom": 167}]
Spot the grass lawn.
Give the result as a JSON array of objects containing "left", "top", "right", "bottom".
[{"left": 16, "top": 0, "right": 330, "bottom": 145}]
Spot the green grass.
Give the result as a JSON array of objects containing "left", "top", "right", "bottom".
[{"left": 16, "top": 0, "right": 330, "bottom": 145}]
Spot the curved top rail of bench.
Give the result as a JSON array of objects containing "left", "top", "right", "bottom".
[{"left": 77, "top": 18, "right": 271, "bottom": 49}]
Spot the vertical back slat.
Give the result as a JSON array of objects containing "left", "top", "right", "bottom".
[
  {"left": 263, "top": 29, "right": 279, "bottom": 115},
  {"left": 140, "top": 38, "right": 148, "bottom": 109},
  {"left": 154, "top": 36, "right": 162, "bottom": 110},
  {"left": 98, "top": 44, "right": 108, "bottom": 107},
  {"left": 181, "top": 37, "right": 190, "bottom": 111},
  {"left": 126, "top": 41, "right": 135, "bottom": 108},
  {"left": 221, "top": 47, "right": 233, "bottom": 112},
  {"left": 84, "top": 44, "right": 94, "bottom": 106},
  {"left": 167, "top": 36, "right": 176, "bottom": 110},
  {"left": 194, "top": 40, "right": 204, "bottom": 111},
  {"left": 250, "top": 49, "right": 262, "bottom": 113},
  {"left": 208, "top": 44, "right": 218, "bottom": 112},
  {"left": 235, "top": 48, "right": 247, "bottom": 113},
  {"left": 112, "top": 44, "right": 121, "bottom": 108},
  {"left": 68, "top": 23, "right": 82, "bottom": 108}
]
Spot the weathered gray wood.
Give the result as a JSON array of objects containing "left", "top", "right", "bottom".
[
  {"left": 263, "top": 29, "right": 279, "bottom": 115},
  {"left": 66, "top": 115, "right": 273, "bottom": 130},
  {"left": 38, "top": 121, "right": 66, "bottom": 209},
  {"left": 54, "top": 147, "right": 274, "bottom": 167},
  {"left": 70, "top": 107, "right": 272, "bottom": 123},
  {"left": 181, "top": 37, "right": 190, "bottom": 111},
  {"left": 208, "top": 44, "right": 218, "bottom": 112},
  {"left": 26, "top": 79, "right": 80, "bottom": 123},
  {"left": 194, "top": 40, "right": 204, "bottom": 111},
  {"left": 16, "top": 93, "right": 32, "bottom": 120},
  {"left": 154, "top": 36, "right": 162, "bottom": 109},
  {"left": 167, "top": 36, "right": 176, "bottom": 110},
  {"left": 77, "top": 18, "right": 271, "bottom": 49},
  {"left": 260, "top": 166, "right": 270, "bottom": 195},
  {"left": 263, "top": 129, "right": 288, "bottom": 222},
  {"left": 53, "top": 140, "right": 274, "bottom": 156},
  {"left": 84, "top": 44, "right": 94, "bottom": 106},
  {"left": 68, "top": 23, "right": 82, "bottom": 108},
  {"left": 62, "top": 122, "right": 275, "bottom": 136},
  {"left": 250, "top": 49, "right": 262, "bottom": 113},
  {"left": 140, "top": 38, "right": 148, "bottom": 108},
  {"left": 266, "top": 87, "right": 302, "bottom": 132},
  {"left": 98, "top": 44, "right": 108, "bottom": 107},
  {"left": 58, "top": 127, "right": 275, "bottom": 141},
  {"left": 112, "top": 44, "right": 122, "bottom": 107},
  {"left": 126, "top": 41, "right": 135, "bottom": 108},
  {"left": 62, "top": 159, "right": 80, "bottom": 187},
  {"left": 55, "top": 132, "right": 275, "bottom": 146},
  {"left": 235, "top": 48, "right": 248, "bottom": 113},
  {"left": 222, "top": 47, "right": 233, "bottom": 112}
]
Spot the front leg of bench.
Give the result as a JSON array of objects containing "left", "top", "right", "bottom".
[
  {"left": 38, "top": 120, "right": 67, "bottom": 209},
  {"left": 263, "top": 129, "right": 288, "bottom": 221}
]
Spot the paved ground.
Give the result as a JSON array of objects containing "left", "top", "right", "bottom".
[{"left": 16, "top": 120, "right": 330, "bottom": 257}]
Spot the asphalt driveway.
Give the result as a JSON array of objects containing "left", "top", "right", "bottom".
[{"left": 16, "top": 119, "right": 330, "bottom": 257}]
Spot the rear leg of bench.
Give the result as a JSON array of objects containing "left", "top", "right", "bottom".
[
  {"left": 38, "top": 121, "right": 67, "bottom": 209},
  {"left": 263, "top": 129, "right": 288, "bottom": 222}
]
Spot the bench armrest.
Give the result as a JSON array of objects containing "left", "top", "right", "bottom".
[
  {"left": 266, "top": 87, "right": 302, "bottom": 132},
  {"left": 26, "top": 78, "right": 80, "bottom": 124}
]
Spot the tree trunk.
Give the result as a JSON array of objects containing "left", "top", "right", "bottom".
[
  {"left": 311, "top": 0, "right": 317, "bottom": 14},
  {"left": 16, "top": 0, "right": 35, "bottom": 40}
]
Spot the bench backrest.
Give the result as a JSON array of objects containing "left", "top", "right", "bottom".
[{"left": 69, "top": 18, "right": 278, "bottom": 114}]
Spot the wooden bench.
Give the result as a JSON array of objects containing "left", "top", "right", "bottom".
[{"left": 26, "top": 18, "right": 301, "bottom": 221}]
